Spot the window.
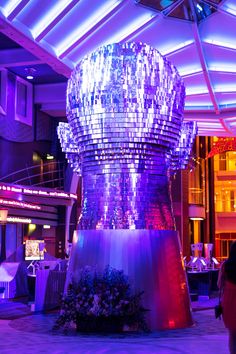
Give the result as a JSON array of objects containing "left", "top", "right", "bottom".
[
  {"left": 0, "top": 69, "right": 7, "bottom": 115},
  {"left": 188, "top": 157, "right": 205, "bottom": 205},
  {"left": 15, "top": 76, "right": 33, "bottom": 126}
]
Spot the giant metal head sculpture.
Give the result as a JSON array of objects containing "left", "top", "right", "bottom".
[{"left": 58, "top": 42, "right": 196, "bottom": 230}]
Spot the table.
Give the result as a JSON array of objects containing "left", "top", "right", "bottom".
[{"left": 187, "top": 269, "right": 219, "bottom": 298}]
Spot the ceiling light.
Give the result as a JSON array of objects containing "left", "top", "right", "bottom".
[
  {"left": 178, "top": 66, "right": 202, "bottom": 76},
  {"left": 31, "top": 0, "right": 72, "bottom": 38},
  {"left": 46, "top": 154, "right": 54, "bottom": 160},
  {"left": 105, "top": 13, "right": 155, "bottom": 44},
  {"left": 43, "top": 225, "right": 51, "bottom": 229},
  {"left": 196, "top": 122, "right": 222, "bottom": 127},
  {"left": 2, "top": 0, "right": 22, "bottom": 17},
  {"left": 214, "top": 84, "right": 236, "bottom": 93},
  {"left": 228, "top": 122, "right": 236, "bottom": 126},
  {"left": 25, "top": 67, "right": 36, "bottom": 80},
  {"left": 161, "top": 40, "right": 194, "bottom": 56},
  {"left": 56, "top": 0, "right": 123, "bottom": 56},
  {"left": 185, "top": 87, "right": 208, "bottom": 95},
  {"left": 189, "top": 217, "right": 204, "bottom": 220},
  {"left": 204, "top": 39, "right": 236, "bottom": 50},
  {"left": 209, "top": 65, "right": 236, "bottom": 73},
  {"left": 196, "top": 4, "right": 203, "bottom": 12},
  {"left": 224, "top": 5, "right": 236, "bottom": 16},
  {"left": 28, "top": 224, "right": 36, "bottom": 233}
]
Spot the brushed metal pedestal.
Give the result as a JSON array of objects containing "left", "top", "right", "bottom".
[{"left": 68, "top": 229, "right": 193, "bottom": 330}]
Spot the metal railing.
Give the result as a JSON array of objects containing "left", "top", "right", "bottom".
[{"left": 0, "top": 161, "right": 65, "bottom": 189}]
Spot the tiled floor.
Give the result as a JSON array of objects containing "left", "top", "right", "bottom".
[{"left": 0, "top": 298, "right": 228, "bottom": 354}]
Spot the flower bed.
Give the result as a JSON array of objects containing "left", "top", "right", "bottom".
[{"left": 54, "top": 265, "right": 148, "bottom": 333}]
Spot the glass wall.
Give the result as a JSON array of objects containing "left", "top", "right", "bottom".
[
  {"left": 215, "top": 183, "right": 236, "bottom": 212},
  {"left": 188, "top": 157, "right": 205, "bottom": 205},
  {"left": 213, "top": 138, "right": 236, "bottom": 260},
  {"left": 214, "top": 151, "right": 236, "bottom": 171},
  {"left": 214, "top": 148, "right": 236, "bottom": 212}
]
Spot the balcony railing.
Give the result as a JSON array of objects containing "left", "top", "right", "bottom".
[{"left": 0, "top": 161, "right": 65, "bottom": 189}]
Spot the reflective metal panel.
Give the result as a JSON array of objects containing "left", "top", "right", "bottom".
[{"left": 68, "top": 230, "right": 193, "bottom": 330}]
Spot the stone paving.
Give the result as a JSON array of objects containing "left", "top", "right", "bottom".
[{"left": 0, "top": 298, "right": 228, "bottom": 354}]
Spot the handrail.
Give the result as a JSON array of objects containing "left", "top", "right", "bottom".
[
  {"left": 14, "top": 169, "right": 63, "bottom": 184},
  {"left": 31, "top": 177, "right": 64, "bottom": 187},
  {"left": 0, "top": 161, "right": 65, "bottom": 182},
  {"left": 0, "top": 161, "right": 65, "bottom": 189}
]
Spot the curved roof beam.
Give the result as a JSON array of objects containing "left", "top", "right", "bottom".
[
  {"left": 35, "top": 0, "right": 80, "bottom": 42},
  {"left": 59, "top": 0, "right": 127, "bottom": 59},
  {"left": 189, "top": 0, "right": 220, "bottom": 114},
  {"left": 0, "top": 17, "right": 72, "bottom": 77},
  {"left": 7, "top": 0, "right": 30, "bottom": 21},
  {"left": 111, "top": 13, "right": 159, "bottom": 43},
  {"left": 124, "top": 0, "right": 184, "bottom": 46},
  {"left": 219, "top": 117, "right": 234, "bottom": 135}
]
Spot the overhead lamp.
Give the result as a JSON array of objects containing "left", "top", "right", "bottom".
[
  {"left": 196, "top": 3, "right": 203, "bottom": 12},
  {"left": 28, "top": 223, "right": 36, "bottom": 234},
  {"left": 43, "top": 225, "right": 51, "bottom": 229},
  {"left": 46, "top": 154, "right": 54, "bottom": 160},
  {"left": 25, "top": 68, "right": 36, "bottom": 80},
  {"left": 189, "top": 217, "right": 204, "bottom": 220}
]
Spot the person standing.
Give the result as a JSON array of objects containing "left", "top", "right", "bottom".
[{"left": 218, "top": 241, "right": 236, "bottom": 354}]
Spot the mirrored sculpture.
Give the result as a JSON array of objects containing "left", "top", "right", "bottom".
[{"left": 58, "top": 42, "right": 196, "bottom": 329}]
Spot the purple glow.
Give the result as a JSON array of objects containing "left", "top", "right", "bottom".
[{"left": 58, "top": 42, "right": 197, "bottom": 230}]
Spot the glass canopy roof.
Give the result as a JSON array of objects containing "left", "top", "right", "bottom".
[
  {"left": 136, "top": 0, "right": 222, "bottom": 22},
  {"left": 0, "top": 0, "right": 235, "bottom": 136}
]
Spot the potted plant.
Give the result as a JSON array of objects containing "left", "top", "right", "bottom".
[{"left": 54, "top": 265, "right": 148, "bottom": 333}]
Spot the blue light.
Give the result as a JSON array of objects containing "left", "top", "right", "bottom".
[
  {"left": 196, "top": 3, "right": 203, "bottom": 12},
  {"left": 160, "top": 0, "right": 174, "bottom": 8}
]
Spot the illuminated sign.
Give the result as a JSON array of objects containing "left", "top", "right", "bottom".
[
  {"left": 207, "top": 138, "right": 236, "bottom": 158},
  {"left": 0, "top": 183, "right": 77, "bottom": 200},
  {"left": 0, "top": 198, "right": 41, "bottom": 210},
  {"left": 7, "top": 217, "right": 31, "bottom": 224}
]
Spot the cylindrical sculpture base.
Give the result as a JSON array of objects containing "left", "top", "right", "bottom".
[{"left": 68, "top": 230, "right": 193, "bottom": 330}]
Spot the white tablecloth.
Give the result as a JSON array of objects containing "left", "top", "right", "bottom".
[
  {"left": 0, "top": 262, "right": 28, "bottom": 298},
  {"left": 34, "top": 270, "right": 66, "bottom": 311}
]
